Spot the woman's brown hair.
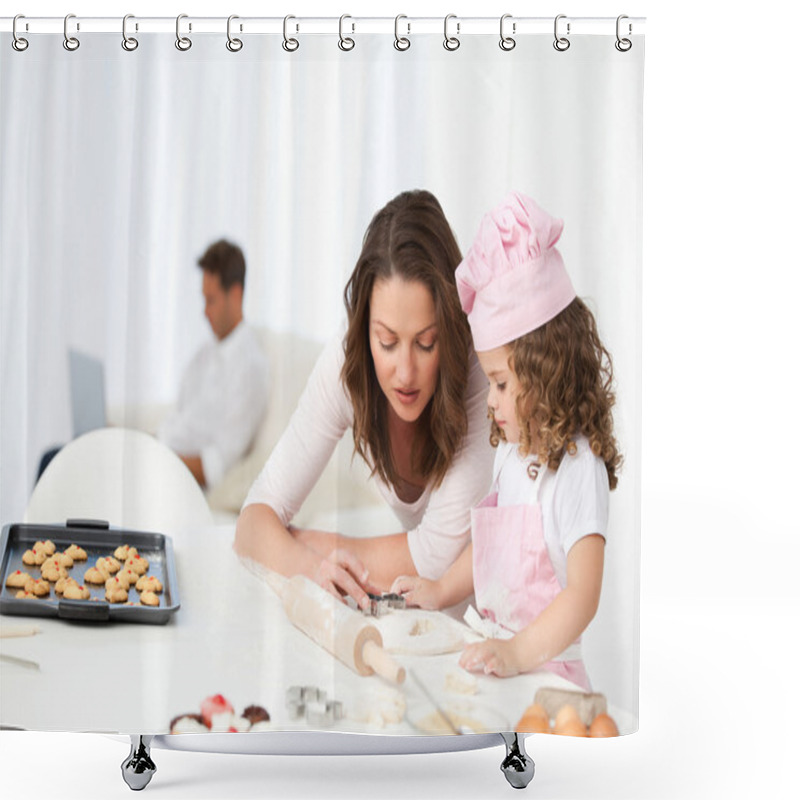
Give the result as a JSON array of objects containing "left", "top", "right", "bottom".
[
  {"left": 490, "top": 297, "right": 622, "bottom": 490},
  {"left": 342, "top": 190, "right": 472, "bottom": 492}
]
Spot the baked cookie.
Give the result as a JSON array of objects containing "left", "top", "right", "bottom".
[
  {"left": 169, "top": 713, "right": 208, "bottom": 734},
  {"left": 41, "top": 560, "right": 69, "bottom": 582},
  {"left": 96, "top": 556, "right": 121, "bottom": 575},
  {"left": 23, "top": 578, "right": 50, "bottom": 597},
  {"left": 116, "top": 567, "right": 138, "bottom": 589},
  {"left": 105, "top": 574, "right": 131, "bottom": 594},
  {"left": 135, "top": 575, "right": 163, "bottom": 594},
  {"left": 83, "top": 566, "right": 109, "bottom": 584},
  {"left": 242, "top": 705, "right": 270, "bottom": 725},
  {"left": 139, "top": 590, "right": 160, "bottom": 607},
  {"left": 65, "top": 544, "right": 88, "bottom": 561},
  {"left": 15, "top": 590, "right": 37, "bottom": 599},
  {"left": 55, "top": 576, "right": 79, "bottom": 595},
  {"left": 124, "top": 553, "right": 149, "bottom": 575},
  {"left": 114, "top": 545, "right": 138, "bottom": 561},
  {"left": 63, "top": 583, "right": 91, "bottom": 600},
  {"left": 105, "top": 584, "right": 128, "bottom": 604},
  {"left": 5, "top": 570, "right": 31, "bottom": 589},
  {"left": 227, "top": 716, "right": 252, "bottom": 732},
  {"left": 22, "top": 547, "right": 47, "bottom": 566},
  {"left": 50, "top": 552, "right": 74, "bottom": 568}
]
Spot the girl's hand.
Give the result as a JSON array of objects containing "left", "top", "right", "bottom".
[
  {"left": 459, "top": 638, "right": 522, "bottom": 678},
  {"left": 390, "top": 575, "right": 442, "bottom": 610},
  {"left": 313, "top": 548, "right": 376, "bottom": 611}
]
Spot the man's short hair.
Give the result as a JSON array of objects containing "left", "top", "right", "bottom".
[{"left": 197, "top": 239, "right": 246, "bottom": 291}]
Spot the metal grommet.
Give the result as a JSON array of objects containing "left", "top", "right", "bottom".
[
  {"left": 338, "top": 14, "right": 355, "bottom": 51},
  {"left": 12, "top": 15, "right": 29, "bottom": 52},
  {"left": 553, "top": 14, "right": 570, "bottom": 51},
  {"left": 282, "top": 15, "right": 299, "bottom": 52},
  {"left": 63, "top": 13, "right": 80, "bottom": 51},
  {"left": 175, "top": 14, "right": 192, "bottom": 51},
  {"left": 443, "top": 14, "right": 460, "bottom": 51},
  {"left": 122, "top": 14, "right": 138, "bottom": 51},
  {"left": 394, "top": 15, "right": 410, "bottom": 51},
  {"left": 615, "top": 15, "right": 632, "bottom": 52},
  {"left": 226, "top": 15, "right": 243, "bottom": 52},
  {"left": 499, "top": 14, "right": 515, "bottom": 51}
]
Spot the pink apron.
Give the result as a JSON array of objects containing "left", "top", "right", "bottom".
[{"left": 471, "top": 450, "right": 590, "bottom": 690}]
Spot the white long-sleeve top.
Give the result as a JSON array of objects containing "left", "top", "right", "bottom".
[
  {"left": 243, "top": 334, "right": 494, "bottom": 579},
  {"left": 159, "top": 322, "right": 269, "bottom": 489}
]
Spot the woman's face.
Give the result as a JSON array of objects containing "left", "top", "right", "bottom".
[{"left": 369, "top": 275, "right": 440, "bottom": 425}]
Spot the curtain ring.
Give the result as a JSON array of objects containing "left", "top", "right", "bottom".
[
  {"left": 499, "top": 14, "right": 515, "bottom": 51},
  {"left": 226, "top": 15, "right": 243, "bottom": 52},
  {"left": 175, "top": 14, "right": 192, "bottom": 51},
  {"left": 553, "top": 14, "right": 571, "bottom": 51},
  {"left": 443, "top": 14, "right": 460, "bottom": 51},
  {"left": 615, "top": 15, "right": 632, "bottom": 52},
  {"left": 12, "top": 15, "right": 29, "bottom": 52},
  {"left": 122, "top": 14, "right": 138, "bottom": 51},
  {"left": 338, "top": 15, "right": 355, "bottom": 51},
  {"left": 394, "top": 15, "right": 410, "bottom": 51},
  {"left": 283, "top": 15, "right": 299, "bottom": 52},
  {"left": 63, "top": 13, "right": 80, "bottom": 51}
]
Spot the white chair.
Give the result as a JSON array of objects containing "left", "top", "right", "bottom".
[{"left": 25, "top": 428, "right": 213, "bottom": 534}]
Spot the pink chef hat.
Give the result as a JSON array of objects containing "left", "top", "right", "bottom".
[{"left": 456, "top": 191, "right": 576, "bottom": 352}]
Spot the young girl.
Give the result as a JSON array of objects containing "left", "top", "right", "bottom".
[{"left": 391, "top": 192, "right": 621, "bottom": 690}]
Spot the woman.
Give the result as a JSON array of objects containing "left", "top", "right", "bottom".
[{"left": 234, "top": 190, "right": 493, "bottom": 607}]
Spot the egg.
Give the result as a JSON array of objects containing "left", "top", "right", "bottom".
[
  {"left": 516, "top": 714, "right": 551, "bottom": 734},
  {"left": 553, "top": 717, "right": 588, "bottom": 737},
  {"left": 589, "top": 713, "right": 618, "bottom": 738},
  {"left": 515, "top": 702, "right": 551, "bottom": 733},
  {"left": 553, "top": 704, "right": 587, "bottom": 736},
  {"left": 554, "top": 704, "right": 580, "bottom": 729}
]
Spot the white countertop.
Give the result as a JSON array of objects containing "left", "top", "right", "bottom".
[{"left": 1, "top": 523, "right": 634, "bottom": 737}]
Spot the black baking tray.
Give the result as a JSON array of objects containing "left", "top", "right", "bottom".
[{"left": 0, "top": 519, "right": 180, "bottom": 624}]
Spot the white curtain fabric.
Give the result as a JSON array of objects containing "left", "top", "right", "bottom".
[{"left": 1, "top": 32, "right": 643, "bottom": 720}]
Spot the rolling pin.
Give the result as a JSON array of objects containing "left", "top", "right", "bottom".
[{"left": 276, "top": 574, "right": 405, "bottom": 684}]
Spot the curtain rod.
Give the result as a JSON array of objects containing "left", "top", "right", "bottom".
[{"left": 1, "top": 16, "right": 646, "bottom": 37}]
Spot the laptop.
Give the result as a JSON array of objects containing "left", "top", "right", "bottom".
[{"left": 68, "top": 349, "right": 107, "bottom": 438}]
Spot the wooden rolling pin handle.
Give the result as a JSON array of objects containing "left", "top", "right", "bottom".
[{"left": 362, "top": 639, "right": 406, "bottom": 685}]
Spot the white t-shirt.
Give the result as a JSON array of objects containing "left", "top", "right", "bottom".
[
  {"left": 495, "top": 436, "right": 609, "bottom": 588},
  {"left": 243, "top": 334, "right": 494, "bottom": 580},
  {"left": 159, "top": 322, "right": 269, "bottom": 489}
]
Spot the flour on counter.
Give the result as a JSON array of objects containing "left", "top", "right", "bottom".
[{"left": 376, "top": 609, "right": 470, "bottom": 656}]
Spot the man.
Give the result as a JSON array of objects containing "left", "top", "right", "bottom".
[{"left": 159, "top": 240, "right": 269, "bottom": 489}]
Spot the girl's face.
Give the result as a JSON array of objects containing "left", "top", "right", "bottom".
[
  {"left": 369, "top": 275, "right": 440, "bottom": 425},
  {"left": 477, "top": 346, "right": 522, "bottom": 444}
]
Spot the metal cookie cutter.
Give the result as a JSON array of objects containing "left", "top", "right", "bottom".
[
  {"left": 285, "top": 686, "right": 343, "bottom": 726},
  {"left": 364, "top": 592, "right": 407, "bottom": 617}
]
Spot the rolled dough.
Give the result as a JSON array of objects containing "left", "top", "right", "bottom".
[{"left": 376, "top": 609, "right": 469, "bottom": 656}]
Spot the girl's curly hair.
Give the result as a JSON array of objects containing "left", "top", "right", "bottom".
[{"left": 489, "top": 297, "right": 622, "bottom": 489}]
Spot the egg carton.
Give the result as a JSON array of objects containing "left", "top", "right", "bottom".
[{"left": 533, "top": 687, "right": 607, "bottom": 726}]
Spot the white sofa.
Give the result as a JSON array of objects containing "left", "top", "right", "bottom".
[{"left": 204, "top": 328, "right": 381, "bottom": 522}]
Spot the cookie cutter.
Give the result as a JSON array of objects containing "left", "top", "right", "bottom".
[
  {"left": 285, "top": 685, "right": 344, "bottom": 726},
  {"left": 364, "top": 592, "right": 406, "bottom": 617}
]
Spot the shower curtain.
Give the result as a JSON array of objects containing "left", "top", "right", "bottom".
[{"left": 1, "top": 18, "right": 643, "bottom": 740}]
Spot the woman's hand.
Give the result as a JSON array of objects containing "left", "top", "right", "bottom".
[
  {"left": 390, "top": 575, "right": 443, "bottom": 610},
  {"left": 459, "top": 638, "right": 522, "bottom": 678},
  {"left": 313, "top": 548, "right": 377, "bottom": 611}
]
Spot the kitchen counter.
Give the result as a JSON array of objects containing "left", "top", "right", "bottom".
[{"left": 1, "top": 523, "right": 634, "bottom": 736}]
